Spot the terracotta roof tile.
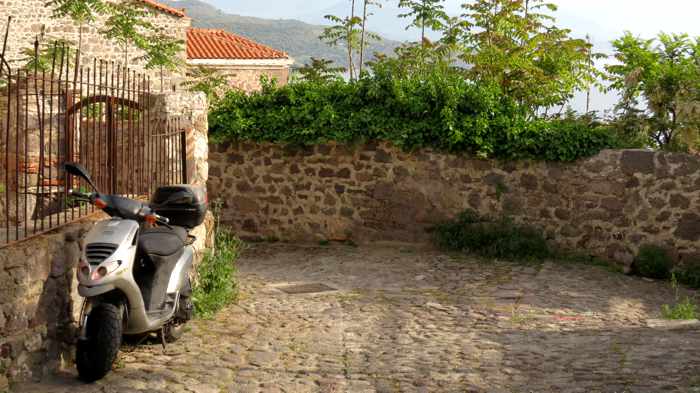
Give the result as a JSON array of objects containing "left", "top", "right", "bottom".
[
  {"left": 138, "top": 0, "right": 186, "bottom": 18},
  {"left": 187, "top": 28, "right": 289, "bottom": 60}
]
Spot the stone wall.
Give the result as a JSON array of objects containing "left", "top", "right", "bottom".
[
  {"left": 0, "top": 214, "right": 101, "bottom": 388},
  {"left": 208, "top": 142, "right": 700, "bottom": 268},
  {"left": 0, "top": 0, "right": 190, "bottom": 87},
  {"left": 221, "top": 66, "right": 290, "bottom": 93},
  {"left": 191, "top": 64, "right": 290, "bottom": 93},
  {"left": 151, "top": 91, "right": 209, "bottom": 186}
]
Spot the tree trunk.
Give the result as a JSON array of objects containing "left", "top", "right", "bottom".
[
  {"left": 421, "top": 0, "right": 426, "bottom": 48},
  {"left": 348, "top": 0, "right": 356, "bottom": 80},
  {"left": 74, "top": 22, "right": 84, "bottom": 83},
  {"left": 359, "top": 0, "right": 368, "bottom": 76}
]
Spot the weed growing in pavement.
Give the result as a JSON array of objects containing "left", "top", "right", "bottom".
[
  {"left": 193, "top": 199, "right": 244, "bottom": 319},
  {"left": 661, "top": 274, "right": 698, "bottom": 320}
]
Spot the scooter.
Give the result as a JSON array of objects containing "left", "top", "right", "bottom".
[{"left": 63, "top": 163, "right": 208, "bottom": 382}]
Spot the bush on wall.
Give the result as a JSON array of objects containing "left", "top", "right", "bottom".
[{"left": 209, "top": 69, "right": 618, "bottom": 162}]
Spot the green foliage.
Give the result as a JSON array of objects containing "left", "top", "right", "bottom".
[
  {"left": 607, "top": 32, "right": 700, "bottom": 151},
  {"left": 21, "top": 39, "right": 75, "bottom": 72},
  {"left": 0, "top": 183, "right": 5, "bottom": 194},
  {"left": 46, "top": 0, "right": 106, "bottom": 51},
  {"left": 634, "top": 245, "right": 674, "bottom": 280},
  {"left": 320, "top": 13, "right": 363, "bottom": 80},
  {"left": 46, "top": 0, "right": 105, "bottom": 24},
  {"left": 676, "top": 263, "right": 700, "bottom": 290},
  {"left": 662, "top": 299, "right": 698, "bottom": 320},
  {"left": 295, "top": 58, "right": 345, "bottom": 83},
  {"left": 136, "top": 29, "right": 184, "bottom": 90},
  {"left": 209, "top": 67, "right": 616, "bottom": 162},
  {"left": 661, "top": 274, "right": 698, "bottom": 320},
  {"left": 398, "top": 0, "right": 448, "bottom": 44},
  {"left": 182, "top": 66, "right": 232, "bottom": 106},
  {"left": 101, "top": 0, "right": 153, "bottom": 64},
  {"left": 460, "top": 0, "right": 603, "bottom": 114},
  {"left": 433, "top": 209, "right": 551, "bottom": 262},
  {"left": 192, "top": 228, "right": 242, "bottom": 319}
]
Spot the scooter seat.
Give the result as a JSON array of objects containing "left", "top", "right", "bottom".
[{"left": 139, "top": 226, "right": 187, "bottom": 257}]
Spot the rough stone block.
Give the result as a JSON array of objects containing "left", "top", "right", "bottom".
[{"left": 621, "top": 150, "right": 655, "bottom": 174}]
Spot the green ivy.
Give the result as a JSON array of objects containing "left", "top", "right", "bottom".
[{"left": 209, "top": 70, "right": 617, "bottom": 162}]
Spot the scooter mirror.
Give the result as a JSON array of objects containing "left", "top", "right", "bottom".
[{"left": 63, "top": 162, "right": 99, "bottom": 192}]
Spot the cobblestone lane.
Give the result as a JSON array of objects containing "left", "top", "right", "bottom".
[{"left": 14, "top": 244, "right": 700, "bottom": 393}]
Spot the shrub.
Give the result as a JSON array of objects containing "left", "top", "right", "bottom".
[
  {"left": 209, "top": 69, "right": 616, "bottom": 162},
  {"left": 433, "top": 209, "right": 551, "bottom": 261},
  {"left": 676, "top": 263, "right": 700, "bottom": 290},
  {"left": 634, "top": 245, "right": 673, "bottom": 280},
  {"left": 192, "top": 228, "right": 242, "bottom": 319}
]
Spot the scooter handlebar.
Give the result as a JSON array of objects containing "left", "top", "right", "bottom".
[{"left": 68, "top": 189, "right": 95, "bottom": 201}]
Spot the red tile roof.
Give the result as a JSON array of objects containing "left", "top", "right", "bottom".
[
  {"left": 139, "top": 0, "right": 186, "bottom": 18},
  {"left": 186, "top": 28, "right": 289, "bottom": 60}
]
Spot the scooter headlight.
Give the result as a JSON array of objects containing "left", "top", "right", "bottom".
[
  {"left": 79, "top": 260, "right": 90, "bottom": 277},
  {"left": 90, "top": 260, "right": 123, "bottom": 281}
]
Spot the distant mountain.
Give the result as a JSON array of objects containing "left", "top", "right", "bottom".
[{"left": 162, "top": 0, "right": 402, "bottom": 68}]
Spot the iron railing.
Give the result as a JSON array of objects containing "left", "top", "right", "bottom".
[{"left": 0, "top": 18, "right": 188, "bottom": 248}]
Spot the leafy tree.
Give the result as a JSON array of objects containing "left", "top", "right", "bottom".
[
  {"left": 137, "top": 30, "right": 184, "bottom": 91},
  {"left": 45, "top": 0, "right": 106, "bottom": 58},
  {"left": 182, "top": 66, "right": 231, "bottom": 106},
  {"left": 460, "top": 0, "right": 602, "bottom": 115},
  {"left": 296, "top": 58, "right": 345, "bottom": 83},
  {"left": 398, "top": 0, "right": 448, "bottom": 48},
  {"left": 101, "top": 0, "right": 152, "bottom": 66},
  {"left": 320, "top": 13, "right": 362, "bottom": 80},
  {"left": 607, "top": 32, "right": 700, "bottom": 150},
  {"left": 435, "top": 15, "right": 469, "bottom": 64}
]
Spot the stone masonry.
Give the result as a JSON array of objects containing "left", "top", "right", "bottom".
[
  {"left": 220, "top": 66, "right": 290, "bottom": 93},
  {"left": 208, "top": 142, "right": 700, "bottom": 270}
]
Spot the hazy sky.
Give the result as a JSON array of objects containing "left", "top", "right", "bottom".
[
  {"left": 196, "top": 0, "right": 700, "bottom": 112},
  {"left": 204, "top": 0, "right": 700, "bottom": 41}
]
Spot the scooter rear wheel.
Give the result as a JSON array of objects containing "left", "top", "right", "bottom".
[{"left": 76, "top": 303, "right": 123, "bottom": 382}]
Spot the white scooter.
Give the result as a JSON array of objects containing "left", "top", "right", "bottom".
[{"left": 64, "top": 163, "right": 207, "bottom": 382}]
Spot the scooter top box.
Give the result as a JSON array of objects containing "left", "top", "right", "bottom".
[{"left": 151, "top": 185, "right": 208, "bottom": 228}]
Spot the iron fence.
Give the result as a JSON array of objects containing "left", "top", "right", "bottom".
[{"left": 0, "top": 18, "right": 187, "bottom": 248}]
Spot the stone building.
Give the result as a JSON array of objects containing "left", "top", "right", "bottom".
[
  {"left": 0, "top": 0, "right": 190, "bottom": 86},
  {"left": 186, "top": 28, "right": 294, "bottom": 92}
]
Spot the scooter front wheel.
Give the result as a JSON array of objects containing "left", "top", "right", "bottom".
[{"left": 76, "top": 303, "right": 123, "bottom": 382}]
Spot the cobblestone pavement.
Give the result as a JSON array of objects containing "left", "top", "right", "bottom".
[{"left": 13, "top": 244, "right": 700, "bottom": 393}]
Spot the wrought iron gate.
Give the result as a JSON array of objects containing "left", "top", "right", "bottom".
[{"left": 1, "top": 21, "right": 188, "bottom": 247}]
